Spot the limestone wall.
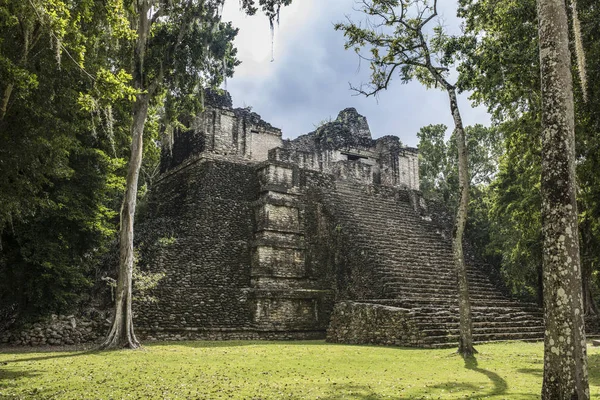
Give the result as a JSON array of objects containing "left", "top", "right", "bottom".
[
  {"left": 277, "top": 114, "right": 419, "bottom": 190},
  {"left": 0, "top": 313, "right": 108, "bottom": 346},
  {"left": 397, "top": 149, "right": 419, "bottom": 190},
  {"left": 159, "top": 98, "right": 419, "bottom": 191},
  {"left": 327, "top": 301, "right": 425, "bottom": 347},
  {"left": 135, "top": 157, "right": 337, "bottom": 341},
  {"left": 160, "top": 106, "right": 282, "bottom": 173},
  {"left": 251, "top": 162, "right": 335, "bottom": 334},
  {"left": 135, "top": 159, "right": 260, "bottom": 338}
]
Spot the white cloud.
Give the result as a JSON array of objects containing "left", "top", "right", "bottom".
[{"left": 221, "top": 0, "right": 491, "bottom": 147}]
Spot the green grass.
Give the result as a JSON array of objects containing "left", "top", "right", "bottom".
[{"left": 1, "top": 341, "right": 600, "bottom": 399}]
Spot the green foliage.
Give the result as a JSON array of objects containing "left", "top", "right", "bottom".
[
  {"left": 457, "top": 0, "right": 540, "bottom": 120},
  {"left": 145, "top": 2, "right": 241, "bottom": 123},
  {"left": 417, "top": 123, "right": 501, "bottom": 206},
  {"left": 0, "top": 0, "right": 294, "bottom": 322},
  {"left": 132, "top": 265, "right": 165, "bottom": 304},
  {"left": 487, "top": 115, "right": 542, "bottom": 301},
  {"left": 240, "top": 0, "right": 292, "bottom": 26},
  {"left": 3, "top": 341, "right": 600, "bottom": 398},
  {"left": 454, "top": 1, "right": 544, "bottom": 301},
  {"left": 0, "top": 0, "right": 134, "bottom": 319},
  {"left": 417, "top": 122, "right": 503, "bottom": 278},
  {"left": 101, "top": 249, "right": 165, "bottom": 305},
  {"left": 334, "top": 0, "right": 455, "bottom": 96},
  {"left": 457, "top": 0, "right": 600, "bottom": 306},
  {"left": 0, "top": 143, "right": 126, "bottom": 317},
  {"left": 417, "top": 124, "right": 452, "bottom": 202},
  {"left": 0, "top": 0, "right": 134, "bottom": 230},
  {"left": 157, "top": 235, "right": 176, "bottom": 247}
]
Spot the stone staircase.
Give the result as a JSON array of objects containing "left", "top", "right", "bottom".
[{"left": 326, "top": 180, "right": 544, "bottom": 348}]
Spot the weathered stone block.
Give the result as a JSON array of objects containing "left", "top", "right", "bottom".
[
  {"left": 252, "top": 246, "right": 306, "bottom": 278},
  {"left": 257, "top": 164, "right": 295, "bottom": 189},
  {"left": 254, "top": 231, "right": 305, "bottom": 248},
  {"left": 326, "top": 301, "right": 424, "bottom": 347},
  {"left": 255, "top": 203, "right": 301, "bottom": 233},
  {"left": 253, "top": 298, "right": 318, "bottom": 329}
]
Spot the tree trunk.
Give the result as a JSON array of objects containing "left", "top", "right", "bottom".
[
  {"left": 99, "top": 0, "right": 153, "bottom": 351},
  {"left": 580, "top": 224, "right": 598, "bottom": 316},
  {"left": 448, "top": 87, "right": 476, "bottom": 357},
  {"left": 0, "top": 84, "right": 14, "bottom": 120},
  {"left": 1, "top": 23, "right": 33, "bottom": 121},
  {"left": 537, "top": 263, "right": 544, "bottom": 307},
  {"left": 538, "top": 0, "right": 589, "bottom": 398},
  {"left": 582, "top": 266, "right": 598, "bottom": 317},
  {"left": 100, "top": 95, "right": 148, "bottom": 350}
]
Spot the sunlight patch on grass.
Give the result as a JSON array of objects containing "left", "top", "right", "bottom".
[{"left": 1, "top": 341, "right": 599, "bottom": 399}]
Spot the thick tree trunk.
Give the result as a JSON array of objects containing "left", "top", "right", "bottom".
[
  {"left": 537, "top": 0, "right": 589, "bottom": 398},
  {"left": 100, "top": 95, "right": 149, "bottom": 350},
  {"left": 99, "top": 0, "right": 153, "bottom": 351},
  {"left": 448, "top": 87, "right": 476, "bottom": 357}
]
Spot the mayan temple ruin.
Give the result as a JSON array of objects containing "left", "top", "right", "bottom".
[{"left": 134, "top": 90, "right": 544, "bottom": 347}]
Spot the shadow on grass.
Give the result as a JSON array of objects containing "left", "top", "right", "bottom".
[
  {"left": 464, "top": 355, "right": 508, "bottom": 397},
  {"left": 427, "top": 380, "right": 481, "bottom": 395},
  {"left": 0, "top": 367, "right": 40, "bottom": 386},
  {"left": 427, "top": 355, "right": 509, "bottom": 398},
  {"left": 305, "top": 382, "right": 386, "bottom": 400},
  {"left": 587, "top": 352, "right": 600, "bottom": 387},
  {"left": 0, "top": 348, "right": 127, "bottom": 364},
  {"left": 160, "top": 340, "right": 427, "bottom": 351},
  {"left": 515, "top": 351, "right": 600, "bottom": 385},
  {"left": 516, "top": 367, "right": 543, "bottom": 378}
]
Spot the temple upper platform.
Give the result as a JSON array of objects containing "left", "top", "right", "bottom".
[{"left": 159, "top": 89, "right": 419, "bottom": 190}]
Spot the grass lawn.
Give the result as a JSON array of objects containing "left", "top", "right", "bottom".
[{"left": 1, "top": 341, "right": 600, "bottom": 399}]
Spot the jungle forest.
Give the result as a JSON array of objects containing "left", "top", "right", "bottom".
[{"left": 1, "top": 0, "right": 599, "bottom": 399}]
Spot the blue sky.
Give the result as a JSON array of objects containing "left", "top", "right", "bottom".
[{"left": 221, "top": 0, "right": 491, "bottom": 148}]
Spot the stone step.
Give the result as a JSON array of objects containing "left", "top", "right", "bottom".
[
  {"left": 422, "top": 331, "right": 544, "bottom": 344},
  {"left": 363, "top": 298, "right": 541, "bottom": 310},
  {"left": 338, "top": 221, "right": 444, "bottom": 236},
  {"left": 333, "top": 210, "right": 441, "bottom": 227},
  {"left": 423, "top": 337, "right": 544, "bottom": 349},
  {"left": 388, "top": 277, "right": 500, "bottom": 291},
  {"left": 411, "top": 313, "right": 543, "bottom": 323},
  {"left": 327, "top": 181, "right": 545, "bottom": 347},
  {"left": 421, "top": 325, "right": 545, "bottom": 337},
  {"left": 415, "top": 320, "right": 543, "bottom": 330},
  {"left": 378, "top": 265, "right": 493, "bottom": 278},
  {"left": 383, "top": 280, "right": 499, "bottom": 292},
  {"left": 381, "top": 271, "right": 488, "bottom": 279},
  {"left": 384, "top": 294, "right": 519, "bottom": 305}
]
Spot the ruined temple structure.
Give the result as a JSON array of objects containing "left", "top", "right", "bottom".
[{"left": 135, "top": 90, "right": 544, "bottom": 347}]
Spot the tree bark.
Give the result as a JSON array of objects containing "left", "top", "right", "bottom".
[
  {"left": 537, "top": 0, "right": 589, "bottom": 398},
  {"left": 100, "top": 0, "right": 152, "bottom": 350},
  {"left": 0, "top": 84, "right": 14, "bottom": 120},
  {"left": 580, "top": 224, "right": 598, "bottom": 316},
  {"left": 0, "top": 21, "right": 34, "bottom": 121},
  {"left": 447, "top": 87, "right": 476, "bottom": 357},
  {"left": 582, "top": 267, "right": 598, "bottom": 317},
  {"left": 100, "top": 95, "right": 148, "bottom": 350},
  {"left": 537, "top": 263, "right": 544, "bottom": 307}
]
